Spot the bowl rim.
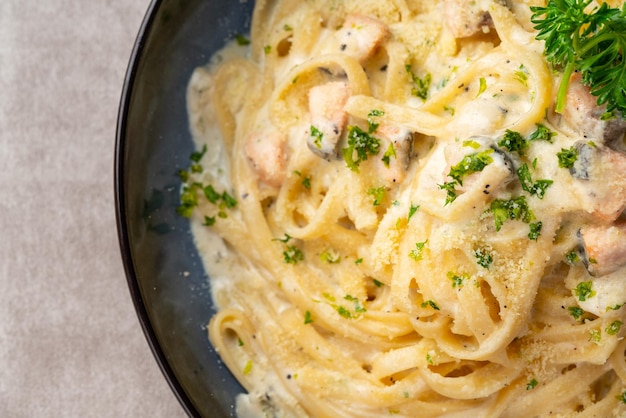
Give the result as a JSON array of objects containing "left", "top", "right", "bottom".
[{"left": 114, "top": 0, "right": 199, "bottom": 416}]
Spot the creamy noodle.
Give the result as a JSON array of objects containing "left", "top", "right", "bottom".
[{"left": 182, "top": 0, "right": 626, "bottom": 416}]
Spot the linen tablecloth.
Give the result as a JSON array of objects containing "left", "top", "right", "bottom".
[{"left": 1, "top": 1, "right": 186, "bottom": 416}]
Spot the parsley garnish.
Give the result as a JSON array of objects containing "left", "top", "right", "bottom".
[
  {"left": 474, "top": 248, "right": 493, "bottom": 269},
  {"left": 439, "top": 149, "right": 494, "bottom": 205},
  {"left": 526, "top": 378, "right": 538, "bottom": 390},
  {"left": 381, "top": 143, "right": 396, "bottom": 167},
  {"left": 557, "top": 146, "right": 578, "bottom": 168},
  {"left": 528, "top": 124, "right": 556, "bottom": 142},
  {"left": 243, "top": 360, "right": 253, "bottom": 375},
  {"left": 490, "top": 196, "right": 535, "bottom": 231},
  {"left": 421, "top": 300, "right": 440, "bottom": 310},
  {"left": 190, "top": 144, "right": 207, "bottom": 163},
  {"left": 606, "top": 320, "right": 623, "bottom": 335},
  {"left": 448, "top": 272, "right": 468, "bottom": 288},
  {"left": 304, "top": 310, "right": 314, "bottom": 324},
  {"left": 477, "top": 77, "right": 487, "bottom": 97},
  {"left": 574, "top": 281, "right": 596, "bottom": 301},
  {"left": 408, "top": 203, "right": 420, "bottom": 221},
  {"left": 342, "top": 126, "right": 381, "bottom": 172},
  {"left": 617, "top": 390, "right": 626, "bottom": 404},
  {"left": 373, "top": 279, "right": 384, "bottom": 287},
  {"left": 498, "top": 130, "right": 528, "bottom": 155},
  {"left": 367, "top": 186, "right": 386, "bottom": 206},
  {"left": 310, "top": 125, "right": 324, "bottom": 149},
  {"left": 406, "top": 64, "right": 431, "bottom": 100},
  {"left": 531, "top": 0, "right": 626, "bottom": 114},
  {"left": 568, "top": 306, "right": 585, "bottom": 320},
  {"left": 367, "top": 109, "right": 384, "bottom": 133},
  {"left": 320, "top": 249, "right": 341, "bottom": 264},
  {"left": 283, "top": 245, "right": 304, "bottom": 264},
  {"left": 409, "top": 241, "right": 428, "bottom": 261},
  {"left": 235, "top": 34, "right": 250, "bottom": 46},
  {"left": 517, "top": 164, "right": 553, "bottom": 199}
]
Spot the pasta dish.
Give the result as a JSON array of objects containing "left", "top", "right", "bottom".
[{"left": 179, "top": 0, "right": 626, "bottom": 416}]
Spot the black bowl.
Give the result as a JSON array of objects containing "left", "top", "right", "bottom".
[{"left": 115, "top": 1, "right": 253, "bottom": 416}]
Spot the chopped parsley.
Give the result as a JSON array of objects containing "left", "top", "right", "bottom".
[
  {"left": 421, "top": 300, "right": 440, "bottom": 310},
  {"left": 589, "top": 328, "right": 601, "bottom": 343},
  {"left": 574, "top": 281, "right": 596, "bottom": 301},
  {"left": 367, "top": 186, "right": 386, "bottom": 206},
  {"left": 617, "top": 391, "right": 626, "bottom": 404},
  {"left": 408, "top": 203, "right": 420, "bottom": 221},
  {"left": 517, "top": 164, "right": 553, "bottom": 199},
  {"left": 526, "top": 378, "right": 538, "bottom": 390},
  {"left": 606, "top": 320, "right": 623, "bottom": 335},
  {"left": 477, "top": 77, "right": 487, "bottom": 97},
  {"left": 568, "top": 306, "right": 585, "bottom": 320},
  {"left": 355, "top": 258, "right": 364, "bottom": 265},
  {"left": 320, "top": 249, "right": 341, "bottom": 264},
  {"left": 373, "top": 278, "right": 384, "bottom": 287},
  {"left": 310, "top": 125, "right": 324, "bottom": 149},
  {"left": 439, "top": 149, "right": 494, "bottom": 205},
  {"left": 490, "top": 196, "right": 535, "bottom": 231},
  {"left": 557, "top": 146, "right": 578, "bottom": 168},
  {"left": 474, "top": 248, "right": 493, "bottom": 269},
  {"left": 498, "top": 129, "right": 528, "bottom": 155},
  {"left": 566, "top": 249, "right": 580, "bottom": 264},
  {"left": 406, "top": 65, "right": 431, "bottom": 100},
  {"left": 304, "top": 310, "right": 314, "bottom": 324},
  {"left": 243, "top": 360, "right": 253, "bottom": 375},
  {"left": 235, "top": 34, "right": 250, "bottom": 46},
  {"left": 203, "top": 216, "right": 216, "bottom": 226},
  {"left": 528, "top": 221, "right": 543, "bottom": 241},
  {"left": 381, "top": 143, "right": 396, "bottom": 167},
  {"left": 367, "top": 109, "right": 384, "bottom": 133},
  {"left": 283, "top": 245, "right": 304, "bottom": 264},
  {"left": 449, "top": 272, "right": 468, "bottom": 288},
  {"left": 514, "top": 64, "right": 529, "bottom": 86},
  {"left": 528, "top": 123, "right": 556, "bottom": 142},
  {"left": 190, "top": 144, "right": 207, "bottom": 163},
  {"left": 342, "top": 125, "right": 381, "bottom": 172},
  {"left": 409, "top": 241, "right": 428, "bottom": 261}
]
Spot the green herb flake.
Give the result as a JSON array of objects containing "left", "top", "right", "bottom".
[
  {"left": 526, "top": 378, "right": 538, "bottom": 390},
  {"left": 355, "top": 258, "right": 364, "bottom": 265},
  {"left": 264, "top": 45, "right": 272, "bottom": 54},
  {"left": 342, "top": 126, "right": 381, "bottom": 172},
  {"left": 421, "top": 300, "right": 440, "bottom": 310},
  {"left": 566, "top": 250, "right": 580, "bottom": 264},
  {"left": 490, "top": 196, "right": 535, "bottom": 231},
  {"left": 589, "top": 328, "right": 601, "bottom": 343},
  {"left": 203, "top": 216, "right": 216, "bottom": 226},
  {"left": 498, "top": 130, "right": 528, "bottom": 155},
  {"left": 235, "top": 34, "right": 250, "bottom": 46},
  {"left": 367, "top": 109, "right": 384, "bottom": 133},
  {"left": 557, "top": 146, "right": 578, "bottom": 169},
  {"left": 367, "top": 186, "right": 386, "bottom": 206},
  {"left": 514, "top": 64, "right": 529, "bottom": 86},
  {"left": 517, "top": 164, "right": 553, "bottom": 199},
  {"left": 529, "top": 123, "right": 556, "bottom": 142},
  {"left": 408, "top": 203, "right": 420, "bottom": 221},
  {"left": 575, "top": 281, "right": 596, "bottom": 302},
  {"left": 373, "top": 279, "right": 384, "bottom": 287},
  {"left": 243, "top": 360, "right": 253, "bottom": 375},
  {"left": 448, "top": 272, "right": 468, "bottom": 288},
  {"left": 528, "top": 221, "right": 543, "bottom": 241},
  {"left": 304, "top": 310, "right": 314, "bottom": 324},
  {"left": 477, "top": 77, "right": 487, "bottom": 97},
  {"left": 283, "top": 245, "right": 304, "bottom": 264},
  {"left": 568, "top": 306, "right": 584, "bottom": 320},
  {"left": 474, "top": 248, "right": 493, "bottom": 269},
  {"left": 310, "top": 125, "right": 324, "bottom": 149},
  {"left": 409, "top": 241, "right": 428, "bottom": 261},
  {"left": 606, "top": 320, "right": 623, "bottom": 335},
  {"left": 320, "top": 249, "right": 341, "bottom": 264},
  {"left": 448, "top": 149, "right": 494, "bottom": 185},
  {"left": 237, "top": 338, "right": 244, "bottom": 347},
  {"left": 382, "top": 143, "right": 396, "bottom": 167},
  {"left": 406, "top": 65, "right": 431, "bottom": 101},
  {"left": 616, "top": 390, "right": 626, "bottom": 404},
  {"left": 190, "top": 144, "right": 207, "bottom": 163}
]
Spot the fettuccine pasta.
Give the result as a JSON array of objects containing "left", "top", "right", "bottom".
[{"left": 181, "top": 0, "right": 626, "bottom": 416}]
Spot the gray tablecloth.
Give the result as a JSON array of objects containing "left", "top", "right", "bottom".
[{"left": 0, "top": 1, "right": 186, "bottom": 416}]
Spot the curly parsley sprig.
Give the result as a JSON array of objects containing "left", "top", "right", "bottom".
[{"left": 531, "top": 0, "right": 626, "bottom": 114}]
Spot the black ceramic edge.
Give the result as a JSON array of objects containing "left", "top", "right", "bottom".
[{"left": 114, "top": 1, "right": 199, "bottom": 416}]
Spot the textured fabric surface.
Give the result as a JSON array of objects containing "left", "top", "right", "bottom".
[{"left": 0, "top": 1, "right": 186, "bottom": 416}]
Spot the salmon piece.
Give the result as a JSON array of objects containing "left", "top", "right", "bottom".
[
  {"left": 563, "top": 73, "right": 626, "bottom": 149},
  {"left": 375, "top": 125, "right": 413, "bottom": 184},
  {"left": 244, "top": 128, "right": 287, "bottom": 188},
  {"left": 580, "top": 223, "right": 626, "bottom": 277},
  {"left": 307, "top": 81, "right": 351, "bottom": 159},
  {"left": 570, "top": 142, "right": 626, "bottom": 222},
  {"left": 443, "top": 0, "right": 499, "bottom": 38},
  {"left": 335, "top": 14, "right": 390, "bottom": 63}
]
